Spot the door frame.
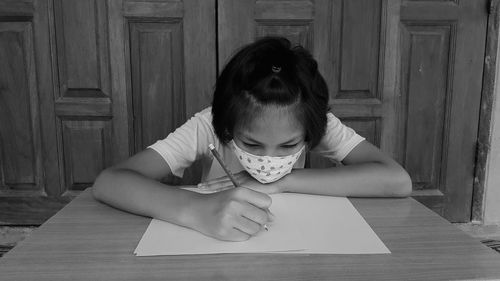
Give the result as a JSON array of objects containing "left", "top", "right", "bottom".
[{"left": 472, "top": 0, "right": 500, "bottom": 223}]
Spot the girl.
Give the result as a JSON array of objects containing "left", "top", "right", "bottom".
[{"left": 93, "top": 36, "right": 412, "bottom": 242}]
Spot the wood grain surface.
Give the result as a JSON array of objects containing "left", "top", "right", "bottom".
[{"left": 0, "top": 188, "right": 499, "bottom": 281}]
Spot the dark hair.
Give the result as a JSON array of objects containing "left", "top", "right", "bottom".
[{"left": 211, "top": 36, "right": 329, "bottom": 149}]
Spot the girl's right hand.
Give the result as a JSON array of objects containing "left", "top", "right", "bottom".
[{"left": 188, "top": 187, "right": 273, "bottom": 241}]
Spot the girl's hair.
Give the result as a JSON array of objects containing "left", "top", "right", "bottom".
[{"left": 211, "top": 36, "right": 329, "bottom": 149}]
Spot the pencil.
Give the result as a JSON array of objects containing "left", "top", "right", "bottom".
[{"left": 208, "top": 143, "right": 240, "bottom": 187}]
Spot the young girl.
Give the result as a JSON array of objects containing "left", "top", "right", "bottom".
[{"left": 93, "top": 36, "right": 412, "bottom": 242}]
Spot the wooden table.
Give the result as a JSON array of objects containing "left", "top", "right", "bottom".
[{"left": 1, "top": 188, "right": 499, "bottom": 281}]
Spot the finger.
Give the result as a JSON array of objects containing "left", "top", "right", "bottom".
[
  {"left": 223, "top": 228, "right": 251, "bottom": 242},
  {"left": 198, "top": 178, "right": 234, "bottom": 191},
  {"left": 233, "top": 187, "right": 272, "bottom": 210},
  {"left": 198, "top": 175, "right": 230, "bottom": 187},
  {"left": 240, "top": 184, "right": 268, "bottom": 194},
  {"left": 239, "top": 202, "right": 270, "bottom": 226},
  {"left": 200, "top": 171, "right": 249, "bottom": 188},
  {"left": 203, "top": 171, "right": 246, "bottom": 185},
  {"left": 233, "top": 216, "right": 262, "bottom": 236}
]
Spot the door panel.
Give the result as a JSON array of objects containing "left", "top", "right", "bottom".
[
  {"left": 53, "top": 0, "right": 110, "bottom": 98},
  {"left": 61, "top": 120, "right": 112, "bottom": 192},
  {"left": 0, "top": 22, "right": 41, "bottom": 191},
  {"left": 399, "top": 23, "right": 451, "bottom": 208},
  {"left": 335, "top": 0, "right": 383, "bottom": 100},
  {"left": 128, "top": 21, "right": 185, "bottom": 153}
]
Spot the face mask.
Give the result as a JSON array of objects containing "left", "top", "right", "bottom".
[{"left": 230, "top": 140, "right": 305, "bottom": 184}]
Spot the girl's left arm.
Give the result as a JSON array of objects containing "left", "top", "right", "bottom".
[{"left": 278, "top": 140, "right": 412, "bottom": 197}]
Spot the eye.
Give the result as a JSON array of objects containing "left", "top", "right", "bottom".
[
  {"left": 281, "top": 143, "right": 298, "bottom": 149},
  {"left": 243, "top": 142, "right": 260, "bottom": 148}
]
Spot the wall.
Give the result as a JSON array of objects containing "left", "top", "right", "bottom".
[{"left": 484, "top": 41, "right": 500, "bottom": 224}]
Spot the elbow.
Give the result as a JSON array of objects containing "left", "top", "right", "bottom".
[
  {"left": 92, "top": 168, "right": 115, "bottom": 202},
  {"left": 390, "top": 169, "right": 412, "bottom": 198}
]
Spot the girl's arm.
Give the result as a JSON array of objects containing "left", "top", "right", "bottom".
[
  {"left": 278, "top": 140, "right": 412, "bottom": 197},
  {"left": 199, "top": 140, "right": 412, "bottom": 198},
  {"left": 92, "top": 149, "right": 273, "bottom": 241},
  {"left": 92, "top": 149, "right": 199, "bottom": 227}
]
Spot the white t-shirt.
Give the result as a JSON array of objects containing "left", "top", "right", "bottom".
[{"left": 147, "top": 107, "right": 365, "bottom": 181}]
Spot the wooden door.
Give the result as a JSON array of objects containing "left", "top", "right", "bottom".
[
  {"left": 0, "top": 0, "right": 216, "bottom": 224},
  {"left": 399, "top": 0, "right": 487, "bottom": 222},
  {"left": 0, "top": 0, "right": 489, "bottom": 225},
  {"left": 218, "top": 0, "right": 488, "bottom": 222}
]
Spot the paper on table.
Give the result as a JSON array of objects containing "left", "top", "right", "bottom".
[{"left": 134, "top": 193, "right": 390, "bottom": 256}]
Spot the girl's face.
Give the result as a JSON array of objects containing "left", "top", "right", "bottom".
[{"left": 233, "top": 106, "right": 306, "bottom": 157}]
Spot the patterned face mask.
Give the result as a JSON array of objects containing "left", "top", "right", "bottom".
[{"left": 230, "top": 140, "right": 305, "bottom": 184}]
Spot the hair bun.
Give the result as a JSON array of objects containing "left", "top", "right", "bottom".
[{"left": 271, "top": 65, "right": 281, "bottom": 73}]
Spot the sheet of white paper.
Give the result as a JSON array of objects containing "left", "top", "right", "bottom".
[{"left": 134, "top": 193, "right": 390, "bottom": 256}]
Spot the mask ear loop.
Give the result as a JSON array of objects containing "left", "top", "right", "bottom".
[{"left": 304, "top": 141, "right": 311, "bottom": 152}]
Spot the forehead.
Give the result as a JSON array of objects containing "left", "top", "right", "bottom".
[{"left": 235, "top": 106, "right": 304, "bottom": 143}]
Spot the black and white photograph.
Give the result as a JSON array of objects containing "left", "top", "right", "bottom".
[{"left": 1, "top": 0, "right": 500, "bottom": 280}]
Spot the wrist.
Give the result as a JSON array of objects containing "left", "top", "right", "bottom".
[
  {"left": 157, "top": 187, "right": 202, "bottom": 229},
  {"left": 276, "top": 171, "right": 293, "bottom": 193},
  {"left": 280, "top": 168, "right": 305, "bottom": 193},
  {"left": 180, "top": 190, "right": 204, "bottom": 228}
]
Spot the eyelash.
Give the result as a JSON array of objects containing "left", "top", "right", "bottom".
[
  {"left": 243, "top": 143, "right": 298, "bottom": 148},
  {"left": 243, "top": 143, "right": 259, "bottom": 147}
]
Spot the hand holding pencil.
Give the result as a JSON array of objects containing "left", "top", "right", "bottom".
[
  {"left": 207, "top": 144, "right": 273, "bottom": 230},
  {"left": 187, "top": 186, "right": 273, "bottom": 241},
  {"left": 184, "top": 144, "right": 274, "bottom": 241}
]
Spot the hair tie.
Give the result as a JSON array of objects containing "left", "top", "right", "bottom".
[{"left": 271, "top": 65, "right": 281, "bottom": 73}]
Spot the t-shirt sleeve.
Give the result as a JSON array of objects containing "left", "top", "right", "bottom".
[
  {"left": 146, "top": 110, "right": 215, "bottom": 177},
  {"left": 311, "top": 112, "right": 366, "bottom": 162}
]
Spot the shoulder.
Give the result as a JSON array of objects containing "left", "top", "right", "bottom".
[
  {"left": 319, "top": 111, "right": 344, "bottom": 137},
  {"left": 192, "top": 106, "right": 213, "bottom": 126},
  {"left": 311, "top": 111, "right": 365, "bottom": 160},
  {"left": 154, "top": 106, "right": 215, "bottom": 143},
  {"left": 189, "top": 106, "right": 218, "bottom": 146},
  {"left": 178, "top": 106, "right": 213, "bottom": 131},
  {"left": 194, "top": 106, "right": 212, "bottom": 118},
  {"left": 325, "top": 111, "right": 341, "bottom": 125}
]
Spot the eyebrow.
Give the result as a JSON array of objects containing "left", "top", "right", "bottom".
[{"left": 241, "top": 134, "right": 303, "bottom": 145}]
